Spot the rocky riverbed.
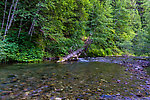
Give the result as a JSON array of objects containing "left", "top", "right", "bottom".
[
  {"left": 79, "top": 56, "right": 150, "bottom": 99},
  {"left": 0, "top": 56, "right": 150, "bottom": 99}
]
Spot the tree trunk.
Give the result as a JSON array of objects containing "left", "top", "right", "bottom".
[
  {"left": 28, "top": 8, "right": 40, "bottom": 36},
  {"left": 28, "top": 20, "right": 35, "bottom": 35},
  {"left": 1, "top": 0, "right": 7, "bottom": 34},
  {"left": 7, "top": 0, "right": 19, "bottom": 30},
  {"left": 3, "top": 0, "right": 15, "bottom": 40},
  {"left": 18, "top": 18, "right": 23, "bottom": 38}
]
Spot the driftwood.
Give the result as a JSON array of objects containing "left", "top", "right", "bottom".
[{"left": 57, "top": 37, "right": 92, "bottom": 62}]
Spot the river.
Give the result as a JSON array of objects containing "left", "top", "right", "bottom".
[{"left": 0, "top": 57, "right": 150, "bottom": 99}]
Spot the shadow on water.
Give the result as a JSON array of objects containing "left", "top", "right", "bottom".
[{"left": 0, "top": 60, "right": 149, "bottom": 99}]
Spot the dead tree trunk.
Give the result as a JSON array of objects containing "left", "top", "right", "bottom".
[
  {"left": 57, "top": 37, "right": 92, "bottom": 62},
  {"left": 57, "top": 48, "right": 84, "bottom": 62}
]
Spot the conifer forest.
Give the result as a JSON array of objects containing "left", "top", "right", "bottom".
[
  {"left": 0, "top": 0, "right": 149, "bottom": 63},
  {"left": 0, "top": 0, "right": 150, "bottom": 99}
]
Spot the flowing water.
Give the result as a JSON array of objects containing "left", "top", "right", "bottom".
[
  {"left": 146, "top": 67, "right": 150, "bottom": 75},
  {"left": 0, "top": 59, "right": 149, "bottom": 99}
]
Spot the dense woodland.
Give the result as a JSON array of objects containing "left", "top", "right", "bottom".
[{"left": 0, "top": 0, "right": 149, "bottom": 63}]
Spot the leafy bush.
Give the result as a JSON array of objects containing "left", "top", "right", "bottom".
[
  {"left": 106, "top": 48, "right": 112, "bottom": 56},
  {"left": 0, "top": 40, "right": 18, "bottom": 62}
]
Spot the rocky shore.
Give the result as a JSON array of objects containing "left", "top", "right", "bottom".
[{"left": 79, "top": 56, "right": 150, "bottom": 99}]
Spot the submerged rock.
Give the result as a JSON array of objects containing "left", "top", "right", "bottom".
[{"left": 7, "top": 74, "right": 17, "bottom": 78}]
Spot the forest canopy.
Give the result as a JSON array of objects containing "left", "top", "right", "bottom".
[{"left": 0, "top": 0, "right": 149, "bottom": 63}]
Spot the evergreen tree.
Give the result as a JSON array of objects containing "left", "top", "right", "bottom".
[
  {"left": 86, "top": 0, "right": 115, "bottom": 56},
  {"left": 134, "top": 0, "right": 150, "bottom": 55},
  {"left": 0, "top": 0, "right": 149, "bottom": 63},
  {"left": 135, "top": 0, "right": 150, "bottom": 29},
  {"left": 39, "top": 0, "right": 91, "bottom": 56},
  {"left": 112, "top": 0, "right": 138, "bottom": 54}
]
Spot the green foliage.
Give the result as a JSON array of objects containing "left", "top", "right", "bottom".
[
  {"left": 85, "top": 0, "right": 116, "bottom": 56},
  {"left": 112, "top": 0, "right": 136, "bottom": 42},
  {"left": 17, "top": 47, "right": 43, "bottom": 62},
  {"left": 88, "top": 44, "right": 107, "bottom": 57},
  {"left": 106, "top": 48, "right": 112, "bottom": 56},
  {"left": 39, "top": 0, "right": 90, "bottom": 57},
  {"left": 0, "top": 40, "right": 7, "bottom": 62},
  {"left": 0, "top": 39, "right": 18, "bottom": 62},
  {"left": 0, "top": 35, "right": 44, "bottom": 63},
  {"left": 0, "top": 0, "right": 149, "bottom": 63},
  {"left": 133, "top": 0, "right": 150, "bottom": 56},
  {"left": 132, "top": 29, "right": 150, "bottom": 56}
]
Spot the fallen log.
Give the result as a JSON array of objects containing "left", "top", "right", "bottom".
[
  {"left": 57, "top": 37, "right": 92, "bottom": 63},
  {"left": 57, "top": 48, "right": 83, "bottom": 62}
]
